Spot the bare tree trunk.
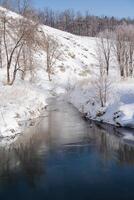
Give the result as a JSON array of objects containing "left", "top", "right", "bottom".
[
  {"left": 10, "top": 43, "right": 24, "bottom": 85},
  {"left": 7, "top": 62, "right": 10, "bottom": 84}
]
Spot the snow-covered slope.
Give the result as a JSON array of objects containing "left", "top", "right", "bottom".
[
  {"left": 36, "top": 25, "right": 134, "bottom": 129},
  {"left": 0, "top": 6, "right": 134, "bottom": 141},
  {"left": 42, "top": 27, "right": 134, "bottom": 129}
]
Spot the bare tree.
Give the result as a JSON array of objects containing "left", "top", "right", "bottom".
[
  {"left": 16, "top": 0, "right": 30, "bottom": 14},
  {"left": 2, "top": 13, "right": 24, "bottom": 84},
  {"left": 93, "top": 70, "right": 111, "bottom": 107},
  {"left": 114, "top": 25, "right": 127, "bottom": 78},
  {"left": 1, "top": 9, "right": 39, "bottom": 85},
  {"left": 40, "top": 31, "right": 61, "bottom": 81},
  {"left": 93, "top": 34, "right": 112, "bottom": 107},
  {"left": 97, "top": 30, "right": 113, "bottom": 75},
  {"left": 0, "top": 11, "right": 4, "bottom": 68},
  {"left": 18, "top": 12, "right": 40, "bottom": 81},
  {"left": 0, "top": 0, "right": 11, "bottom": 9},
  {"left": 46, "top": 36, "right": 61, "bottom": 81},
  {"left": 127, "top": 26, "right": 134, "bottom": 77},
  {"left": 113, "top": 24, "right": 134, "bottom": 78}
]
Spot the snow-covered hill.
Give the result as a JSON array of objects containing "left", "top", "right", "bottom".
[
  {"left": 40, "top": 24, "right": 134, "bottom": 130},
  {"left": 0, "top": 6, "right": 134, "bottom": 141}
]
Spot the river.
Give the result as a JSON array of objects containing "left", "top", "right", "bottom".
[{"left": 0, "top": 98, "right": 134, "bottom": 200}]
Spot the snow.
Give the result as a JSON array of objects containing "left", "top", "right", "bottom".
[
  {"left": 0, "top": 82, "right": 46, "bottom": 138},
  {"left": 0, "top": 6, "right": 134, "bottom": 141},
  {"left": 68, "top": 80, "right": 134, "bottom": 129}
]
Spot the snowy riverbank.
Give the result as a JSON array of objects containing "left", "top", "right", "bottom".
[
  {"left": 67, "top": 79, "right": 134, "bottom": 129},
  {"left": 0, "top": 82, "right": 47, "bottom": 138}
]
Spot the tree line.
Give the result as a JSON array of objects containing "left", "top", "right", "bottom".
[
  {"left": 38, "top": 9, "right": 134, "bottom": 37},
  {"left": 1, "top": 0, "right": 134, "bottom": 37}
]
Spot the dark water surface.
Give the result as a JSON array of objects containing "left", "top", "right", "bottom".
[{"left": 0, "top": 99, "right": 134, "bottom": 200}]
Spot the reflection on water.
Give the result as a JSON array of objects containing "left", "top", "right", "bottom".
[{"left": 0, "top": 99, "right": 134, "bottom": 199}]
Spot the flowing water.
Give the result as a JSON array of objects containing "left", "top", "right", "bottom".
[{"left": 0, "top": 99, "right": 134, "bottom": 200}]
